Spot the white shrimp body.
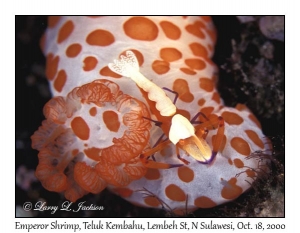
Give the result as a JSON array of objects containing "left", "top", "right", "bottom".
[
  {"left": 169, "top": 114, "right": 195, "bottom": 144},
  {"left": 109, "top": 51, "right": 176, "bottom": 117}
]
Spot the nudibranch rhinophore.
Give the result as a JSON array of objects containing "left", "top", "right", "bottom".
[{"left": 32, "top": 16, "right": 271, "bottom": 213}]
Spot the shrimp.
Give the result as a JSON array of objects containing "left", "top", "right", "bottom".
[{"left": 108, "top": 51, "right": 225, "bottom": 168}]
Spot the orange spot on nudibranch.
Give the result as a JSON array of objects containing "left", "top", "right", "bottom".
[
  {"left": 230, "top": 137, "right": 251, "bottom": 156},
  {"left": 124, "top": 16, "right": 158, "bottom": 41},
  {"left": 103, "top": 110, "right": 120, "bottom": 133},
  {"left": 180, "top": 68, "right": 196, "bottom": 75},
  {"left": 246, "top": 169, "right": 256, "bottom": 178},
  {"left": 173, "top": 79, "right": 194, "bottom": 103},
  {"left": 89, "top": 107, "right": 97, "bottom": 117},
  {"left": 72, "top": 149, "right": 79, "bottom": 156},
  {"left": 160, "top": 48, "right": 182, "bottom": 62},
  {"left": 198, "top": 106, "right": 214, "bottom": 122},
  {"left": 144, "top": 168, "right": 160, "bottom": 180},
  {"left": 84, "top": 147, "right": 101, "bottom": 161},
  {"left": 57, "top": 20, "right": 74, "bottom": 44},
  {"left": 198, "top": 98, "right": 206, "bottom": 106},
  {"left": 235, "top": 103, "right": 248, "bottom": 111},
  {"left": 144, "top": 196, "right": 161, "bottom": 207},
  {"left": 185, "top": 21, "right": 206, "bottom": 39},
  {"left": 71, "top": 116, "right": 90, "bottom": 140},
  {"left": 53, "top": 69, "right": 67, "bottom": 92},
  {"left": 86, "top": 29, "right": 115, "bottom": 46},
  {"left": 221, "top": 178, "right": 243, "bottom": 200},
  {"left": 45, "top": 53, "right": 59, "bottom": 81},
  {"left": 177, "top": 166, "right": 194, "bottom": 183},
  {"left": 189, "top": 42, "right": 208, "bottom": 58},
  {"left": 83, "top": 56, "right": 98, "bottom": 71},
  {"left": 245, "top": 130, "right": 264, "bottom": 149},
  {"left": 233, "top": 158, "right": 244, "bottom": 168},
  {"left": 66, "top": 43, "right": 82, "bottom": 58},
  {"left": 221, "top": 111, "right": 244, "bottom": 125},
  {"left": 212, "top": 92, "right": 221, "bottom": 104},
  {"left": 161, "top": 144, "right": 172, "bottom": 156},
  {"left": 160, "top": 21, "right": 181, "bottom": 40},
  {"left": 100, "top": 66, "right": 122, "bottom": 78},
  {"left": 249, "top": 113, "right": 262, "bottom": 129},
  {"left": 152, "top": 60, "right": 170, "bottom": 74},
  {"left": 165, "top": 184, "right": 186, "bottom": 201},
  {"left": 200, "top": 16, "right": 212, "bottom": 22},
  {"left": 199, "top": 77, "right": 214, "bottom": 92},
  {"left": 185, "top": 58, "right": 206, "bottom": 70},
  {"left": 194, "top": 196, "right": 217, "bottom": 208}
]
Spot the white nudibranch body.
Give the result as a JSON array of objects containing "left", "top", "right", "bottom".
[
  {"left": 109, "top": 51, "right": 176, "bottom": 117},
  {"left": 36, "top": 16, "right": 271, "bottom": 213}
]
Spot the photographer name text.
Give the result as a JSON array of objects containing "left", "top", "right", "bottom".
[{"left": 23, "top": 201, "right": 104, "bottom": 214}]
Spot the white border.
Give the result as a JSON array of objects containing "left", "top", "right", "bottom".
[{"left": 4, "top": 0, "right": 295, "bottom": 232}]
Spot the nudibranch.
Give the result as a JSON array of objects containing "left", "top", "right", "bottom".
[
  {"left": 32, "top": 16, "right": 271, "bottom": 213},
  {"left": 31, "top": 79, "right": 151, "bottom": 201}
]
